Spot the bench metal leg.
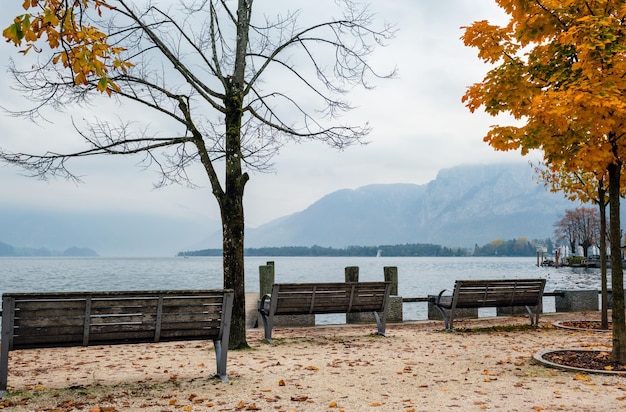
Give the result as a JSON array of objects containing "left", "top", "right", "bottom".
[
  {"left": 372, "top": 312, "right": 386, "bottom": 337},
  {"left": 0, "top": 298, "right": 14, "bottom": 398},
  {"left": 213, "top": 291, "right": 233, "bottom": 383},
  {"left": 0, "top": 335, "right": 8, "bottom": 397},
  {"left": 0, "top": 342, "right": 8, "bottom": 398},
  {"left": 434, "top": 305, "right": 452, "bottom": 330},
  {"left": 524, "top": 305, "right": 540, "bottom": 327},
  {"left": 261, "top": 316, "right": 273, "bottom": 344},
  {"left": 258, "top": 312, "right": 274, "bottom": 344},
  {"left": 213, "top": 341, "right": 229, "bottom": 382}
]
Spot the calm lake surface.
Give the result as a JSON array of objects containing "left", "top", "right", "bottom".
[{"left": 0, "top": 256, "right": 604, "bottom": 321}]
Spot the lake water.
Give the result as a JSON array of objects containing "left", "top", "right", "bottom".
[{"left": 0, "top": 256, "right": 604, "bottom": 321}]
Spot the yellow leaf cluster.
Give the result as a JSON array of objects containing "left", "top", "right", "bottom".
[
  {"left": 3, "top": 0, "right": 133, "bottom": 95},
  {"left": 464, "top": 0, "right": 626, "bottom": 181}
]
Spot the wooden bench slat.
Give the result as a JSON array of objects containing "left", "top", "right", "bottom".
[
  {"left": 15, "top": 308, "right": 88, "bottom": 319},
  {"left": 15, "top": 316, "right": 86, "bottom": 328},
  {"left": 13, "top": 335, "right": 87, "bottom": 348}
]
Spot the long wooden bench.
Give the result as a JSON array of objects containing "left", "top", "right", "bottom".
[
  {"left": 258, "top": 281, "right": 391, "bottom": 343},
  {"left": 0, "top": 289, "right": 234, "bottom": 396},
  {"left": 434, "top": 279, "right": 546, "bottom": 330}
]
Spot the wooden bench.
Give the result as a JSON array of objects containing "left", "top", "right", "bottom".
[
  {"left": 258, "top": 281, "right": 391, "bottom": 343},
  {"left": 434, "top": 279, "right": 546, "bottom": 330},
  {"left": 0, "top": 289, "right": 234, "bottom": 396}
]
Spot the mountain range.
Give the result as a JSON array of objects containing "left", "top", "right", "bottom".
[
  {"left": 239, "top": 163, "right": 579, "bottom": 249},
  {"left": 1, "top": 163, "right": 586, "bottom": 256}
]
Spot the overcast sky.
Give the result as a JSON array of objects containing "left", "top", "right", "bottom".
[{"left": 0, "top": 1, "right": 539, "bottom": 229}]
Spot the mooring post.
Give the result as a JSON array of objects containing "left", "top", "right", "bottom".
[
  {"left": 384, "top": 266, "right": 398, "bottom": 296},
  {"left": 384, "top": 266, "right": 402, "bottom": 323},
  {"left": 259, "top": 262, "right": 275, "bottom": 297},
  {"left": 345, "top": 266, "right": 359, "bottom": 283},
  {"left": 345, "top": 266, "right": 359, "bottom": 324},
  {"left": 536, "top": 251, "right": 540, "bottom": 267}
]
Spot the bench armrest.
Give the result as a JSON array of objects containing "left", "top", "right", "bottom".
[
  {"left": 258, "top": 294, "right": 272, "bottom": 315},
  {"left": 435, "top": 289, "right": 449, "bottom": 305}
]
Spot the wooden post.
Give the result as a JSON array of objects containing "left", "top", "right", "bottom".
[
  {"left": 384, "top": 266, "right": 398, "bottom": 296},
  {"left": 384, "top": 266, "right": 403, "bottom": 323},
  {"left": 536, "top": 251, "right": 540, "bottom": 267},
  {"left": 555, "top": 249, "right": 560, "bottom": 268},
  {"left": 345, "top": 266, "right": 359, "bottom": 283},
  {"left": 345, "top": 266, "right": 359, "bottom": 324},
  {"left": 259, "top": 264, "right": 275, "bottom": 298}
]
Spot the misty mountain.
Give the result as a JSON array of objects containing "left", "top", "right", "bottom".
[
  {"left": 241, "top": 163, "right": 582, "bottom": 249},
  {"left": 0, "top": 208, "right": 218, "bottom": 257},
  {"left": 0, "top": 241, "right": 98, "bottom": 257}
]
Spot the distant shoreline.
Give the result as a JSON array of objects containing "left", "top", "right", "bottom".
[{"left": 178, "top": 239, "right": 547, "bottom": 258}]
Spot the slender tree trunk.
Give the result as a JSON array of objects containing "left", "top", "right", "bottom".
[
  {"left": 221, "top": 77, "right": 249, "bottom": 350},
  {"left": 598, "top": 182, "right": 609, "bottom": 329},
  {"left": 608, "top": 162, "right": 626, "bottom": 362},
  {"left": 221, "top": 192, "right": 247, "bottom": 349}
]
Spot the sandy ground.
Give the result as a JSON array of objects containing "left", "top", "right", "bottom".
[{"left": 1, "top": 312, "right": 625, "bottom": 411}]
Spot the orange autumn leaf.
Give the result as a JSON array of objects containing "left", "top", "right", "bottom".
[
  {"left": 3, "top": 0, "right": 132, "bottom": 94},
  {"left": 574, "top": 374, "right": 591, "bottom": 381}
]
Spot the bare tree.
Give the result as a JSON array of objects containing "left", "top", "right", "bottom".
[
  {"left": 554, "top": 211, "right": 578, "bottom": 256},
  {"left": 554, "top": 207, "right": 600, "bottom": 258},
  {"left": 1, "top": 0, "right": 396, "bottom": 348}
]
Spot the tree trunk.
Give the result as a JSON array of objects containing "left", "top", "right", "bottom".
[
  {"left": 221, "top": 77, "right": 249, "bottom": 350},
  {"left": 608, "top": 162, "right": 626, "bottom": 362},
  {"left": 221, "top": 191, "right": 247, "bottom": 349},
  {"left": 598, "top": 183, "right": 609, "bottom": 329}
]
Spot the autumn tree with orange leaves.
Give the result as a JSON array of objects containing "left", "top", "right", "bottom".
[
  {"left": 463, "top": 0, "right": 626, "bottom": 362},
  {"left": 2, "top": 0, "right": 395, "bottom": 349}
]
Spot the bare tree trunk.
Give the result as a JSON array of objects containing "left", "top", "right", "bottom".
[
  {"left": 598, "top": 182, "right": 609, "bottom": 329},
  {"left": 220, "top": 72, "right": 249, "bottom": 349},
  {"left": 221, "top": 191, "right": 247, "bottom": 349},
  {"left": 608, "top": 162, "right": 626, "bottom": 362}
]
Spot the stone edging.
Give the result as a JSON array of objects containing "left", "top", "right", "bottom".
[
  {"left": 534, "top": 349, "right": 625, "bottom": 375},
  {"left": 552, "top": 320, "right": 611, "bottom": 332}
]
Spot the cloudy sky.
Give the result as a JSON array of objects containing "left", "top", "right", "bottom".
[{"left": 0, "top": 1, "right": 539, "bottom": 231}]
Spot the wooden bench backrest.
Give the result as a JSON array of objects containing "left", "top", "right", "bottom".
[
  {"left": 2, "top": 290, "right": 234, "bottom": 350},
  {"left": 452, "top": 279, "right": 546, "bottom": 309},
  {"left": 269, "top": 282, "right": 390, "bottom": 316}
]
